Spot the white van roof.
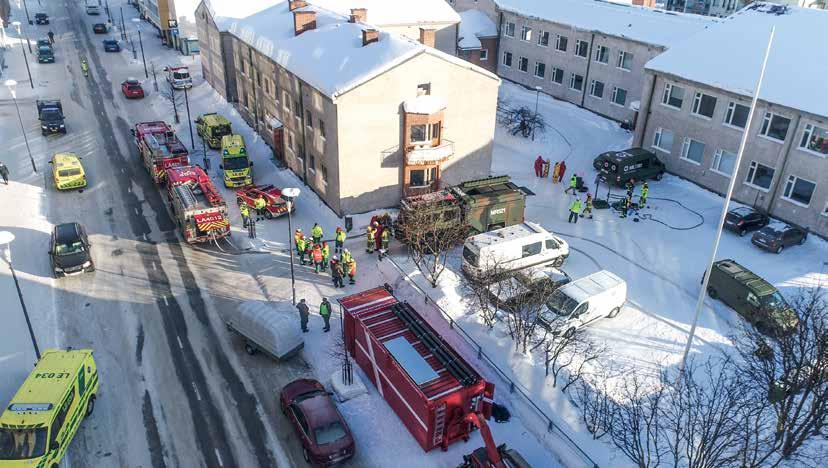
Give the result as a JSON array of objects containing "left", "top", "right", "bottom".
[
  {"left": 558, "top": 270, "right": 624, "bottom": 304},
  {"left": 467, "top": 222, "right": 548, "bottom": 249}
]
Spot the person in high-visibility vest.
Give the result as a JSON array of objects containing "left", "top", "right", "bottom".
[
  {"left": 312, "top": 244, "right": 324, "bottom": 273},
  {"left": 565, "top": 174, "right": 578, "bottom": 194},
  {"left": 381, "top": 228, "right": 390, "bottom": 251},
  {"left": 581, "top": 193, "right": 594, "bottom": 219},
  {"left": 239, "top": 202, "right": 250, "bottom": 228},
  {"left": 366, "top": 226, "right": 376, "bottom": 253},
  {"left": 347, "top": 258, "right": 357, "bottom": 285},
  {"left": 294, "top": 229, "right": 303, "bottom": 252},
  {"left": 552, "top": 161, "right": 561, "bottom": 184},
  {"left": 254, "top": 195, "right": 267, "bottom": 220},
  {"left": 568, "top": 197, "right": 582, "bottom": 223},
  {"left": 321, "top": 242, "right": 330, "bottom": 270},
  {"left": 296, "top": 235, "right": 307, "bottom": 264},
  {"left": 319, "top": 298, "right": 332, "bottom": 332},
  {"left": 341, "top": 249, "right": 352, "bottom": 265},
  {"left": 311, "top": 223, "right": 323, "bottom": 245},
  {"left": 334, "top": 227, "right": 346, "bottom": 254},
  {"left": 639, "top": 182, "right": 649, "bottom": 207}
]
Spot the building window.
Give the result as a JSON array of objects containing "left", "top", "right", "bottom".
[
  {"left": 617, "top": 51, "right": 633, "bottom": 71},
  {"left": 680, "top": 137, "right": 705, "bottom": 165},
  {"left": 569, "top": 73, "right": 583, "bottom": 91},
  {"left": 308, "top": 154, "right": 316, "bottom": 174},
  {"left": 521, "top": 26, "right": 532, "bottom": 42},
  {"left": 409, "top": 167, "right": 437, "bottom": 188},
  {"left": 653, "top": 127, "right": 674, "bottom": 153},
  {"left": 537, "top": 30, "right": 549, "bottom": 47},
  {"left": 555, "top": 34, "right": 568, "bottom": 52},
  {"left": 594, "top": 45, "right": 609, "bottom": 64},
  {"left": 518, "top": 56, "right": 529, "bottom": 73},
  {"left": 782, "top": 175, "right": 816, "bottom": 206},
  {"left": 504, "top": 22, "right": 515, "bottom": 38},
  {"left": 411, "top": 124, "right": 427, "bottom": 143},
  {"left": 760, "top": 112, "right": 791, "bottom": 141},
  {"left": 745, "top": 161, "right": 775, "bottom": 190},
  {"left": 724, "top": 102, "right": 749, "bottom": 129},
  {"left": 534, "top": 61, "right": 546, "bottom": 78},
  {"left": 256, "top": 71, "right": 262, "bottom": 87},
  {"left": 418, "top": 83, "right": 431, "bottom": 95},
  {"left": 574, "top": 40, "right": 588, "bottom": 58},
  {"left": 479, "top": 49, "right": 488, "bottom": 61},
  {"left": 589, "top": 80, "right": 604, "bottom": 99},
  {"left": 551, "top": 67, "right": 564, "bottom": 85},
  {"left": 283, "top": 91, "right": 291, "bottom": 112},
  {"left": 294, "top": 100, "right": 302, "bottom": 118},
  {"left": 712, "top": 149, "right": 736, "bottom": 176},
  {"left": 692, "top": 92, "right": 717, "bottom": 119},
  {"left": 305, "top": 110, "right": 313, "bottom": 128},
  {"left": 611, "top": 87, "right": 627, "bottom": 106},
  {"left": 799, "top": 124, "right": 828, "bottom": 155},
  {"left": 318, "top": 119, "right": 326, "bottom": 139},
  {"left": 823, "top": 203, "right": 828, "bottom": 217},
  {"left": 502, "top": 51, "right": 512, "bottom": 68},
  {"left": 320, "top": 164, "right": 328, "bottom": 185},
  {"left": 288, "top": 133, "right": 294, "bottom": 151},
  {"left": 661, "top": 83, "right": 685, "bottom": 109}
]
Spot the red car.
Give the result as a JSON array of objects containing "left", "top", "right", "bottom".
[
  {"left": 236, "top": 184, "right": 292, "bottom": 219},
  {"left": 280, "top": 379, "right": 355, "bottom": 466},
  {"left": 121, "top": 79, "right": 145, "bottom": 99}
]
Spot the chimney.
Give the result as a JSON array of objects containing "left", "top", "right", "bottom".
[
  {"left": 294, "top": 10, "right": 316, "bottom": 36},
  {"left": 349, "top": 8, "right": 367, "bottom": 23},
  {"left": 419, "top": 28, "right": 436, "bottom": 48},
  {"left": 289, "top": 0, "right": 308, "bottom": 11},
  {"left": 362, "top": 29, "right": 379, "bottom": 47}
]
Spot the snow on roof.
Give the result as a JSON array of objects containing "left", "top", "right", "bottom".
[
  {"left": 403, "top": 95, "right": 447, "bottom": 114},
  {"left": 458, "top": 10, "right": 498, "bottom": 50},
  {"left": 210, "top": 1, "right": 497, "bottom": 98},
  {"left": 204, "top": 0, "right": 283, "bottom": 19},
  {"left": 495, "top": 0, "right": 717, "bottom": 48},
  {"left": 310, "top": 0, "right": 460, "bottom": 26},
  {"left": 646, "top": 3, "right": 828, "bottom": 119}
]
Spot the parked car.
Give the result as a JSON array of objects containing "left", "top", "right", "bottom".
[
  {"left": 280, "top": 379, "right": 355, "bottom": 466},
  {"left": 486, "top": 266, "right": 571, "bottom": 311},
  {"left": 35, "top": 13, "right": 50, "bottom": 25},
  {"left": 539, "top": 270, "right": 626, "bottom": 336},
  {"left": 49, "top": 152, "right": 87, "bottom": 190},
  {"left": 49, "top": 222, "right": 94, "bottom": 278},
  {"left": 121, "top": 78, "right": 145, "bottom": 98},
  {"left": 724, "top": 206, "right": 769, "bottom": 237},
  {"left": 36, "top": 38, "right": 52, "bottom": 49},
  {"left": 86, "top": 4, "right": 101, "bottom": 15},
  {"left": 751, "top": 221, "right": 808, "bottom": 254},
  {"left": 593, "top": 147, "right": 665, "bottom": 186},
  {"left": 36, "top": 99, "right": 66, "bottom": 135},
  {"left": 92, "top": 23, "right": 107, "bottom": 34},
  {"left": 235, "top": 185, "right": 291, "bottom": 219},
  {"left": 102, "top": 39, "right": 120, "bottom": 52},
  {"left": 703, "top": 259, "right": 798, "bottom": 335},
  {"left": 37, "top": 45, "right": 55, "bottom": 63}
]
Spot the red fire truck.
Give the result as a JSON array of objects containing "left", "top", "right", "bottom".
[
  {"left": 339, "top": 286, "right": 494, "bottom": 452},
  {"left": 166, "top": 165, "right": 230, "bottom": 243},
  {"left": 132, "top": 121, "right": 189, "bottom": 183},
  {"left": 460, "top": 412, "right": 531, "bottom": 468}
]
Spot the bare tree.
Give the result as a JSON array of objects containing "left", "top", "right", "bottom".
[
  {"left": 395, "top": 208, "right": 469, "bottom": 288},
  {"left": 159, "top": 80, "right": 183, "bottom": 124},
  {"left": 574, "top": 372, "right": 615, "bottom": 440},
  {"left": 498, "top": 105, "right": 547, "bottom": 138},
  {"left": 461, "top": 259, "right": 511, "bottom": 329},
  {"left": 732, "top": 287, "right": 828, "bottom": 467},
  {"left": 607, "top": 373, "right": 669, "bottom": 468}
]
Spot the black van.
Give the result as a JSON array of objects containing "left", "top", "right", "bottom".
[{"left": 593, "top": 148, "right": 665, "bottom": 186}]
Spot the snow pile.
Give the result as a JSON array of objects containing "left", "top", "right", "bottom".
[
  {"left": 311, "top": 0, "right": 461, "bottom": 26},
  {"left": 458, "top": 9, "right": 498, "bottom": 50},
  {"left": 403, "top": 95, "right": 447, "bottom": 114},
  {"left": 496, "top": 0, "right": 717, "bottom": 48},
  {"left": 646, "top": 3, "right": 828, "bottom": 119}
]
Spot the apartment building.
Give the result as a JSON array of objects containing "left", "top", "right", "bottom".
[
  {"left": 635, "top": 3, "right": 828, "bottom": 236},
  {"left": 196, "top": 0, "right": 500, "bottom": 215},
  {"left": 137, "top": 0, "right": 178, "bottom": 45},
  {"left": 457, "top": 9, "right": 499, "bottom": 73},
  {"left": 664, "top": 0, "right": 745, "bottom": 16},
  {"left": 495, "top": 0, "right": 714, "bottom": 124}
]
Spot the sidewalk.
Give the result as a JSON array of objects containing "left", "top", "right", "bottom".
[{"left": 0, "top": 242, "right": 38, "bottom": 407}]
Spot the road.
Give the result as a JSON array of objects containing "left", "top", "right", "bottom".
[{"left": 0, "top": 1, "right": 314, "bottom": 467}]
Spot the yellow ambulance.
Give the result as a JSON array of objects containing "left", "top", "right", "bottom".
[
  {"left": 0, "top": 349, "right": 99, "bottom": 467},
  {"left": 220, "top": 134, "right": 253, "bottom": 187},
  {"left": 49, "top": 153, "right": 87, "bottom": 191}
]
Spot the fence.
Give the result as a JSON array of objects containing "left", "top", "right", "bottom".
[{"left": 381, "top": 254, "right": 600, "bottom": 468}]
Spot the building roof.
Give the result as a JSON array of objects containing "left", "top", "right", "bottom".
[
  {"left": 458, "top": 9, "right": 498, "bottom": 49},
  {"left": 496, "top": 0, "right": 717, "bottom": 48},
  {"left": 645, "top": 3, "right": 828, "bottom": 119},
  {"left": 205, "top": 0, "right": 497, "bottom": 99},
  {"left": 310, "top": 0, "right": 461, "bottom": 26}
]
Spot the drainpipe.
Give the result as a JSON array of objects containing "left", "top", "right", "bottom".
[
  {"left": 765, "top": 113, "right": 801, "bottom": 215},
  {"left": 580, "top": 32, "right": 595, "bottom": 108},
  {"left": 635, "top": 72, "right": 658, "bottom": 148},
  {"left": 248, "top": 47, "right": 259, "bottom": 130},
  {"left": 298, "top": 80, "right": 309, "bottom": 187},
  {"left": 495, "top": 11, "right": 503, "bottom": 71}
]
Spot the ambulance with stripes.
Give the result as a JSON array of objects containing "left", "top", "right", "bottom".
[
  {"left": 166, "top": 165, "right": 230, "bottom": 243},
  {"left": 0, "top": 349, "right": 98, "bottom": 467}
]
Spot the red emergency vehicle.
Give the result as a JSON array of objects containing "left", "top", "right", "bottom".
[
  {"left": 132, "top": 121, "right": 189, "bottom": 183},
  {"left": 166, "top": 165, "right": 230, "bottom": 243},
  {"left": 339, "top": 286, "right": 494, "bottom": 452}
]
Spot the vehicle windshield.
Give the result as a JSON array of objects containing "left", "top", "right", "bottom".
[
  {"left": 223, "top": 156, "right": 249, "bottom": 170},
  {"left": 41, "top": 109, "right": 61, "bottom": 120},
  {"left": 212, "top": 124, "right": 231, "bottom": 138},
  {"left": 760, "top": 291, "right": 788, "bottom": 309},
  {"left": 55, "top": 240, "right": 85, "bottom": 256},
  {"left": 173, "top": 71, "right": 190, "bottom": 80},
  {"left": 0, "top": 427, "right": 48, "bottom": 460},
  {"left": 462, "top": 246, "right": 478, "bottom": 267},
  {"left": 38, "top": 46, "right": 52, "bottom": 54},
  {"left": 58, "top": 168, "right": 82, "bottom": 177},
  {"left": 546, "top": 290, "right": 578, "bottom": 316},
  {"left": 729, "top": 207, "right": 752, "bottom": 217},
  {"left": 314, "top": 421, "right": 347, "bottom": 445}
]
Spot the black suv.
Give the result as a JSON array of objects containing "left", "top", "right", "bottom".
[
  {"left": 751, "top": 221, "right": 808, "bottom": 254},
  {"left": 35, "top": 13, "right": 50, "bottom": 25},
  {"left": 724, "top": 207, "right": 769, "bottom": 237},
  {"left": 49, "top": 222, "right": 94, "bottom": 277},
  {"left": 593, "top": 148, "right": 665, "bottom": 186}
]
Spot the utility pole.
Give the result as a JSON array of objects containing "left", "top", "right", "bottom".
[
  {"left": 21, "top": 0, "right": 32, "bottom": 25},
  {"left": 120, "top": 7, "right": 126, "bottom": 40},
  {"left": 138, "top": 28, "right": 147, "bottom": 78},
  {"left": 184, "top": 85, "right": 194, "bottom": 150},
  {"left": 12, "top": 23, "right": 33, "bottom": 88}
]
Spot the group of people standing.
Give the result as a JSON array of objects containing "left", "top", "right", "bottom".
[
  {"left": 618, "top": 179, "right": 649, "bottom": 219},
  {"left": 294, "top": 224, "right": 356, "bottom": 287},
  {"left": 533, "top": 156, "right": 568, "bottom": 183},
  {"left": 238, "top": 195, "right": 268, "bottom": 238}
]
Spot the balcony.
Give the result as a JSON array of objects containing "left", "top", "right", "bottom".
[
  {"left": 403, "top": 181, "right": 439, "bottom": 198},
  {"left": 405, "top": 139, "right": 454, "bottom": 166}
]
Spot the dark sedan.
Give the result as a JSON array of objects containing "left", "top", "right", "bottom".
[
  {"left": 280, "top": 379, "right": 355, "bottom": 467},
  {"left": 35, "top": 13, "right": 50, "bottom": 25},
  {"left": 49, "top": 222, "right": 95, "bottom": 278},
  {"left": 102, "top": 39, "right": 120, "bottom": 52},
  {"left": 751, "top": 221, "right": 808, "bottom": 254},
  {"left": 93, "top": 23, "right": 108, "bottom": 34},
  {"left": 723, "top": 206, "right": 769, "bottom": 237}
]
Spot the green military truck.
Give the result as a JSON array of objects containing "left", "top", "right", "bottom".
[
  {"left": 703, "top": 259, "right": 799, "bottom": 336},
  {"left": 396, "top": 175, "right": 527, "bottom": 238},
  {"left": 195, "top": 113, "right": 232, "bottom": 149}
]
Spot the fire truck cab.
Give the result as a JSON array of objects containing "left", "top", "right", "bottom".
[
  {"left": 166, "top": 166, "right": 230, "bottom": 243},
  {"left": 132, "top": 121, "right": 189, "bottom": 183}
]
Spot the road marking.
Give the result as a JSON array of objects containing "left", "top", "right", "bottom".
[
  {"left": 151, "top": 262, "right": 157, "bottom": 270},
  {"left": 176, "top": 335, "right": 183, "bottom": 350},
  {"left": 191, "top": 382, "right": 201, "bottom": 401},
  {"left": 162, "top": 296, "right": 169, "bottom": 306},
  {"left": 143, "top": 233, "right": 149, "bottom": 241},
  {"left": 214, "top": 449, "right": 224, "bottom": 467}
]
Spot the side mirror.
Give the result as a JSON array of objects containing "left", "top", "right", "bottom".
[
  {"left": 48, "top": 161, "right": 54, "bottom": 165},
  {"left": 218, "top": 164, "right": 223, "bottom": 169}
]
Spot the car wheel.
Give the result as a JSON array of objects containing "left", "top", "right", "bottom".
[
  {"left": 654, "top": 172, "right": 664, "bottom": 181},
  {"left": 775, "top": 245, "right": 783, "bottom": 254},
  {"left": 244, "top": 343, "right": 256, "bottom": 355},
  {"left": 739, "top": 229, "right": 747, "bottom": 237},
  {"left": 799, "top": 235, "right": 806, "bottom": 245},
  {"left": 707, "top": 286, "right": 718, "bottom": 299},
  {"left": 553, "top": 257, "right": 564, "bottom": 267},
  {"left": 608, "top": 307, "right": 621, "bottom": 319},
  {"left": 85, "top": 395, "right": 96, "bottom": 417},
  {"left": 264, "top": 211, "right": 273, "bottom": 220},
  {"left": 303, "top": 448, "right": 310, "bottom": 463}
]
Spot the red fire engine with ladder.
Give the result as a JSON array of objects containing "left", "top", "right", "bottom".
[
  {"left": 459, "top": 412, "right": 531, "bottom": 468},
  {"left": 132, "top": 121, "right": 189, "bottom": 183},
  {"left": 166, "top": 165, "right": 230, "bottom": 243}
]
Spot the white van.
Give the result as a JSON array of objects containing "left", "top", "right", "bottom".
[
  {"left": 539, "top": 270, "right": 626, "bottom": 336},
  {"left": 224, "top": 301, "right": 304, "bottom": 360},
  {"left": 86, "top": 2, "right": 101, "bottom": 15},
  {"left": 462, "top": 222, "right": 569, "bottom": 278}
]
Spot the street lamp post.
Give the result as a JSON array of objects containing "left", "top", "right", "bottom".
[
  {"left": 21, "top": 0, "right": 32, "bottom": 26},
  {"left": 5, "top": 80, "right": 37, "bottom": 173},
  {"left": 132, "top": 19, "right": 148, "bottom": 78},
  {"left": 282, "top": 188, "right": 301, "bottom": 305},
  {"left": 12, "top": 22, "right": 34, "bottom": 84},
  {"left": 532, "top": 86, "right": 542, "bottom": 142},
  {"left": 0, "top": 231, "right": 41, "bottom": 360},
  {"left": 183, "top": 85, "right": 195, "bottom": 150}
]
